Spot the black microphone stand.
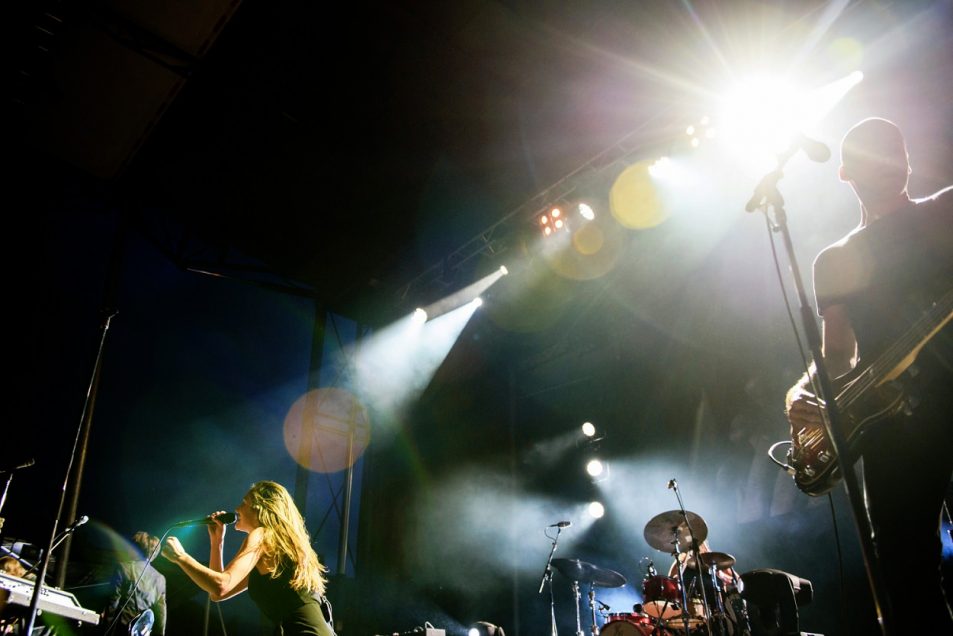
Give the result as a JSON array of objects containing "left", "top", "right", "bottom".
[
  {"left": 24, "top": 310, "right": 117, "bottom": 634},
  {"left": 669, "top": 480, "right": 711, "bottom": 636},
  {"left": 746, "top": 145, "right": 892, "bottom": 633},
  {"left": 0, "top": 460, "right": 34, "bottom": 533},
  {"left": 538, "top": 525, "right": 565, "bottom": 636}
]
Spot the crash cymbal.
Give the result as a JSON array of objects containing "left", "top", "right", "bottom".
[
  {"left": 686, "top": 551, "right": 736, "bottom": 571},
  {"left": 551, "top": 558, "right": 627, "bottom": 588},
  {"left": 643, "top": 510, "right": 708, "bottom": 554}
]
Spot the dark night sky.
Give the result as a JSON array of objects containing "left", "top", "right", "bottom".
[{"left": 5, "top": 2, "right": 953, "bottom": 635}]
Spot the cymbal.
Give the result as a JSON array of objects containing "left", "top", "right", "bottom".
[
  {"left": 643, "top": 510, "right": 708, "bottom": 553},
  {"left": 685, "top": 551, "right": 736, "bottom": 571},
  {"left": 551, "top": 558, "right": 627, "bottom": 588}
]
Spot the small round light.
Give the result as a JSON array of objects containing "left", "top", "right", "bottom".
[
  {"left": 686, "top": 124, "right": 696, "bottom": 136},
  {"left": 468, "top": 629, "right": 480, "bottom": 636},
  {"left": 544, "top": 226, "right": 552, "bottom": 236},
  {"left": 581, "top": 422, "right": 596, "bottom": 437},
  {"left": 578, "top": 203, "right": 595, "bottom": 221},
  {"left": 540, "top": 215, "right": 549, "bottom": 225},
  {"left": 588, "top": 501, "right": 605, "bottom": 519},
  {"left": 691, "top": 137, "right": 700, "bottom": 148},
  {"left": 499, "top": 265, "right": 509, "bottom": 275},
  {"left": 586, "top": 459, "right": 604, "bottom": 477},
  {"left": 551, "top": 208, "right": 561, "bottom": 218},
  {"left": 554, "top": 219, "right": 564, "bottom": 229},
  {"left": 412, "top": 308, "right": 428, "bottom": 324},
  {"left": 472, "top": 297, "right": 483, "bottom": 308}
]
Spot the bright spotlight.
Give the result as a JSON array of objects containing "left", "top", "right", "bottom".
[
  {"left": 554, "top": 219, "right": 564, "bottom": 229},
  {"left": 412, "top": 308, "right": 428, "bottom": 324},
  {"left": 577, "top": 202, "right": 595, "bottom": 221},
  {"left": 544, "top": 226, "right": 552, "bottom": 236},
  {"left": 472, "top": 297, "right": 483, "bottom": 308},
  {"left": 469, "top": 622, "right": 505, "bottom": 636},
  {"left": 586, "top": 459, "right": 604, "bottom": 477},
  {"left": 647, "top": 156, "right": 672, "bottom": 179},
  {"left": 717, "top": 72, "right": 863, "bottom": 170},
  {"left": 551, "top": 208, "right": 561, "bottom": 218},
  {"left": 499, "top": 265, "right": 508, "bottom": 276},
  {"left": 581, "top": 421, "right": 596, "bottom": 437},
  {"left": 686, "top": 124, "right": 695, "bottom": 136},
  {"left": 588, "top": 501, "right": 605, "bottom": 519}
]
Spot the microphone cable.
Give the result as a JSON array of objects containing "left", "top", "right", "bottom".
[{"left": 103, "top": 526, "right": 172, "bottom": 636}]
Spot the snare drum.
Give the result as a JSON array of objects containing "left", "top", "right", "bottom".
[
  {"left": 600, "top": 613, "right": 669, "bottom": 635},
  {"left": 642, "top": 575, "right": 681, "bottom": 620}
]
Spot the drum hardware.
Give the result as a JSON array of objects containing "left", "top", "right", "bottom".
[
  {"left": 537, "top": 522, "right": 569, "bottom": 636},
  {"left": 551, "top": 558, "right": 627, "bottom": 636},
  {"left": 644, "top": 479, "right": 717, "bottom": 636}
]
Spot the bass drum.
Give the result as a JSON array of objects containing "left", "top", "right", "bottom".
[{"left": 600, "top": 614, "right": 671, "bottom": 635}]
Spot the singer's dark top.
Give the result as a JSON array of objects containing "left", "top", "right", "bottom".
[{"left": 247, "top": 564, "right": 334, "bottom": 636}]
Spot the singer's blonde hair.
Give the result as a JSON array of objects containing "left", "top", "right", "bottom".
[{"left": 244, "top": 481, "right": 327, "bottom": 595}]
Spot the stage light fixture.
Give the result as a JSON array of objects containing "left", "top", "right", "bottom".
[
  {"left": 468, "top": 622, "right": 505, "bottom": 636},
  {"left": 412, "top": 308, "right": 428, "bottom": 324},
  {"left": 577, "top": 202, "right": 595, "bottom": 221},
  {"left": 588, "top": 501, "right": 605, "bottom": 519},
  {"left": 472, "top": 297, "right": 483, "bottom": 308},
  {"left": 498, "top": 265, "right": 508, "bottom": 276},
  {"left": 581, "top": 421, "right": 596, "bottom": 437},
  {"left": 586, "top": 459, "right": 604, "bottom": 477}
]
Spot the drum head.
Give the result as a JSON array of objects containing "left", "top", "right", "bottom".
[{"left": 599, "top": 617, "right": 655, "bottom": 635}]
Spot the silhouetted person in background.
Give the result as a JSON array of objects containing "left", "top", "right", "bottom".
[{"left": 102, "top": 531, "right": 166, "bottom": 635}]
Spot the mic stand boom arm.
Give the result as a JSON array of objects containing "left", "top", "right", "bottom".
[{"left": 747, "top": 151, "right": 892, "bottom": 633}]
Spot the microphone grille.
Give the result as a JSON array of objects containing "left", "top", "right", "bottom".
[{"left": 217, "top": 512, "right": 238, "bottom": 524}]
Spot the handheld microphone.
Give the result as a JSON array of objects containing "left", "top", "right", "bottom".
[
  {"left": 172, "top": 512, "right": 237, "bottom": 528},
  {"left": 547, "top": 521, "right": 572, "bottom": 528}
]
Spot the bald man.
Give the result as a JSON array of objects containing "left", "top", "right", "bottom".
[{"left": 786, "top": 117, "right": 953, "bottom": 632}]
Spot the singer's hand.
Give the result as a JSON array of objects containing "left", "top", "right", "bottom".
[
  {"left": 207, "top": 510, "right": 229, "bottom": 542},
  {"left": 161, "top": 536, "right": 187, "bottom": 563}
]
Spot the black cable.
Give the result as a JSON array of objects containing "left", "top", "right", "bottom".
[
  {"left": 827, "top": 493, "right": 847, "bottom": 636},
  {"left": 216, "top": 595, "right": 228, "bottom": 636}
]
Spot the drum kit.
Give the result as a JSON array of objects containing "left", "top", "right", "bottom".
[{"left": 548, "top": 508, "right": 746, "bottom": 636}]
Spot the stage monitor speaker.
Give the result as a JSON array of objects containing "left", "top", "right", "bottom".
[{"left": 741, "top": 568, "right": 814, "bottom": 636}]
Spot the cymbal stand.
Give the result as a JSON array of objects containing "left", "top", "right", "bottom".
[
  {"left": 537, "top": 525, "right": 566, "bottom": 636},
  {"left": 707, "top": 563, "right": 728, "bottom": 636},
  {"left": 587, "top": 585, "right": 598, "bottom": 636},
  {"left": 571, "top": 580, "right": 584, "bottom": 636},
  {"left": 669, "top": 479, "right": 712, "bottom": 636},
  {"left": 670, "top": 531, "right": 693, "bottom": 636}
]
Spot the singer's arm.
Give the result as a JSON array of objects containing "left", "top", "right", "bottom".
[
  {"left": 162, "top": 528, "right": 264, "bottom": 601},
  {"left": 208, "top": 510, "right": 228, "bottom": 573}
]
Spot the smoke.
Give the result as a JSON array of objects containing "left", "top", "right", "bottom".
[{"left": 408, "top": 466, "right": 596, "bottom": 595}]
